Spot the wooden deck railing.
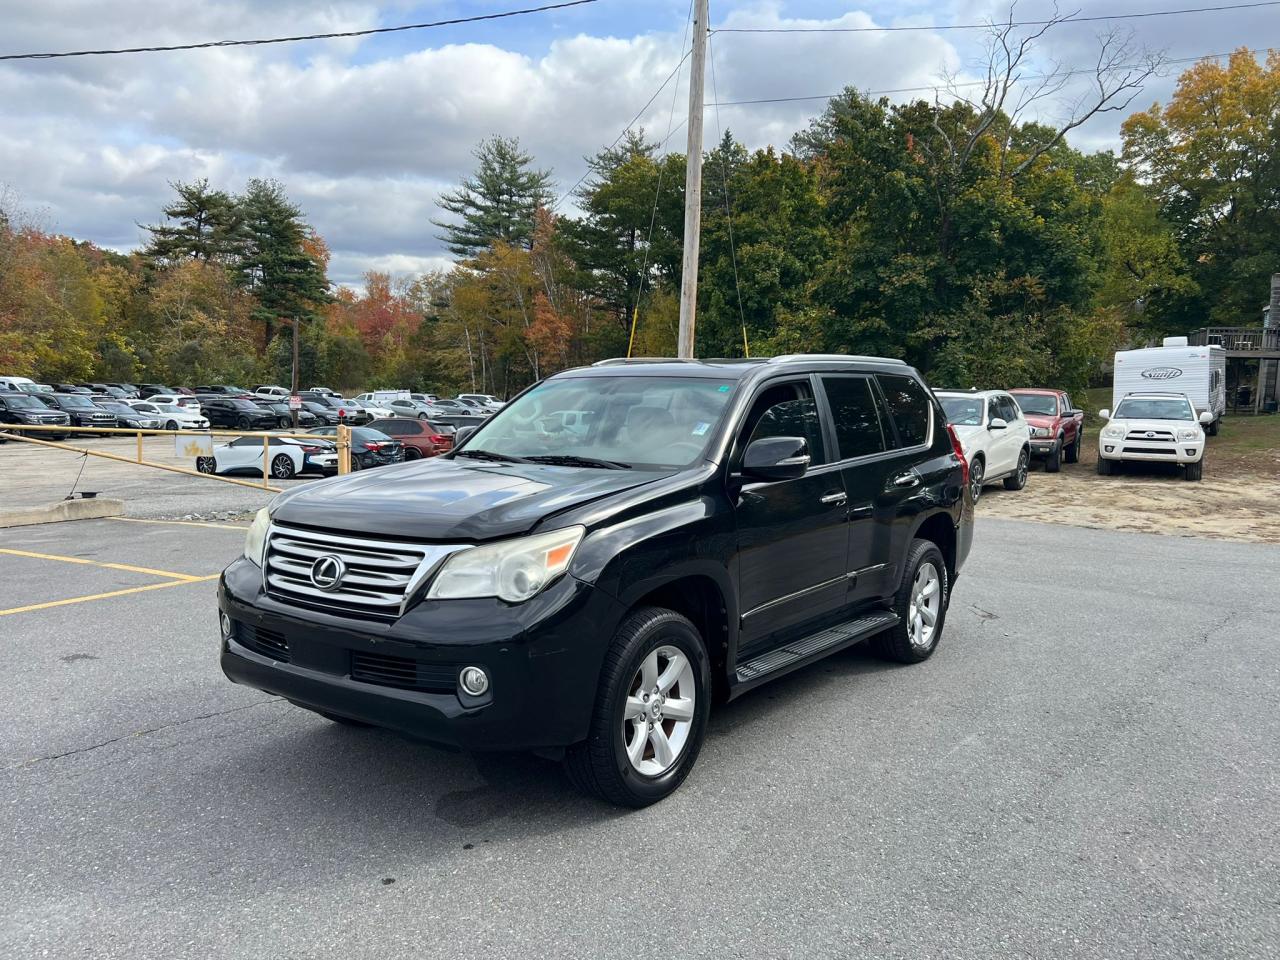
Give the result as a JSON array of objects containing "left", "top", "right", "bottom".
[{"left": 1189, "top": 327, "right": 1280, "bottom": 351}]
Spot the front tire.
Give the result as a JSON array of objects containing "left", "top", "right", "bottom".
[
  {"left": 873, "top": 539, "right": 949, "bottom": 664},
  {"left": 1184, "top": 460, "right": 1203, "bottom": 482},
  {"left": 196, "top": 456, "right": 216, "bottom": 474},
  {"left": 1065, "top": 430, "right": 1081, "bottom": 463},
  {"left": 1003, "top": 448, "right": 1030, "bottom": 490},
  {"left": 166, "top": 420, "right": 179, "bottom": 431},
  {"left": 1044, "top": 438, "right": 1062, "bottom": 472},
  {"left": 564, "top": 607, "right": 710, "bottom": 808},
  {"left": 1096, "top": 457, "right": 1114, "bottom": 476},
  {"left": 236, "top": 416, "right": 252, "bottom": 430}
]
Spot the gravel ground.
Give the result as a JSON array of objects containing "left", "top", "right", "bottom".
[{"left": 2, "top": 517, "right": 1278, "bottom": 959}]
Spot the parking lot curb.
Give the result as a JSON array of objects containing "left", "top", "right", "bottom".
[{"left": 0, "top": 497, "right": 126, "bottom": 529}]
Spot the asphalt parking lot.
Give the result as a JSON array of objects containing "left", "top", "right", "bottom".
[{"left": 3, "top": 517, "right": 1278, "bottom": 959}]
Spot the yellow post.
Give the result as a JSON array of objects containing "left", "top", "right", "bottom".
[
  {"left": 136, "top": 430, "right": 143, "bottom": 464},
  {"left": 338, "top": 422, "right": 351, "bottom": 475},
  {"left": 262, "top": 433, "right": 270, "bottom": 489}
]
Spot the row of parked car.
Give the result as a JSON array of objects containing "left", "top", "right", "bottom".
[{"left": 0, "top": 377, "right": 511, "bottom": 482}]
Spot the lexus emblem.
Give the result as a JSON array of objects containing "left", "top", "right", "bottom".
[
  {"left": 309, "top": 555, "right": 346, "bottom": 591},
  {"left": 1140, "top": 366, "right": 1182, "bottom": 380}
]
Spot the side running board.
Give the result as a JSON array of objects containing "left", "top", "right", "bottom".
[{"left": 735, "top": 611, "right": 900, "bottom": 683}]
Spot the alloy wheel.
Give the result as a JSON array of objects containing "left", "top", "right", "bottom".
[
  {"left": 970, "top": 460, "right": 984, "bottom": 504},
  {"left": 1016, "top": 450, "right": 1029, "bottom": 486},
  {"left": 622, "top": 645, "right": 696, "bottom": 777},
  {"left": 907, "top": 562, "right": 942, "bottom": 650}
]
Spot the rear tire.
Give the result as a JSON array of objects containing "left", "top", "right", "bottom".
[
  {"left": 1096, "top": 457, "right": 1114, "bottom": 476},
  {"left": 236, "top": 416, "right": 252, "bottom": 430},
  {"left": 1044, "top": 439, "right": 1062, "bottom": 472},
  {"left": 166, "top": 420, "right": 179, "bottom": 431},
  {"left": 1208, "top": 419, "right": 1220, "bottom": 437},
  {"left": 278, "top": 416, "right": 292, "bottom": 429},
  {"left": 873, "top": 539, "right": 949, "bottom": 664},
  {"left": 404, "top": 447, "right": 422, "bottom": 461},
  {"left": 270, "top": 454, "right": 296, "bottom": 479},
  {"left": 1003, "top": 448, "right": 1030, "bottom": 490},
  {"left": 564, "top": 607, "right": 710, "bottom": 808},
  {"left": 1184, "top": 460, "right": 1203, "bottom": 482}
]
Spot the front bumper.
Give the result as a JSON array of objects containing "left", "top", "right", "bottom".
[
  {"left": 1029, "top": 437, "right": 1058, "bottom": 455},
  {"left": 1098, "top": 437, "right": 1203, "bottom": 464},
  {"left": 218, "top": 557, "right": 625, "bottom": 751}
]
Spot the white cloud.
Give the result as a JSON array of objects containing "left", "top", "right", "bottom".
[{"left": 1, "top": 0, "right": 1272, "bottom": 284}]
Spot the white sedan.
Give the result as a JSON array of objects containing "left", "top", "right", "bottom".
[
  {"left": 195, "top": 435, "right": 337, "bottom": 480},
  {"left": 127, "top": 399, "right": 210, "bottom": 430},
  {"left": 145, "top": 393, "right": 203, "bottom": 412},
  {"left": 935, "top": 389, "right": 1032, "bottom": 502}
]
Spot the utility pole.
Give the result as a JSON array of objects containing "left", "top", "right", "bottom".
[
  {"left": 676, "top": 0, "right": 709, "bottom": 360},
  {"left": 290, "top": 317, "right": 300, "bottom": 431}
]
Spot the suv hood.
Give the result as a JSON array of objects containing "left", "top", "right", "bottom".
[
  {"left": 270, "top": 456, "right": 668, "bottom": 541},
  {"left": 1022, "top": 413, "right": 1059, "bottom": 429}
]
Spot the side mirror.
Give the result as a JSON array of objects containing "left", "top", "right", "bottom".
[
  {"left": 1069, "top": 408, "right": 1084, "bottom": 418},
  {"left": 1099, "top": 409, "right": 1111, "bottom": 421},
  {"left": 1199, "top": 411, "right": 1213, "bottom": 425},
  {"left": 454, "top": 425, "right": 477, "bottom": 446},
  {"left": 741, "top": 436, "right": 810, "bottom": 482},
  {"left": 989, "top": 417, "right": 1008, "bottom": 430}
]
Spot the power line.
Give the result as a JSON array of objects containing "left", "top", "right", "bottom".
[
  {"left": 0, "top": 0, "right": 602, "bottom": 61},
  {"left": 552, "top": 46, "right": 694, "bottom": 210},
  {"left": 706, "top": 46, "right": 1277, "bottom": 107},
  {"left": 712, "top": 1, "right": 1280, "bottom": 34}
]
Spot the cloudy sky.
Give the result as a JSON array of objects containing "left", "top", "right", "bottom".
[{"left": 0, "top": 1, "right": 1273, "bottom": 287}]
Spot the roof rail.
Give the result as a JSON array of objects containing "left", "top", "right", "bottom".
[
  {"left": 767, "top": 353, "right": 908, "bottom": 365},
  {"left": 591, "top": 357, "right": 694, "bottom": 366}
]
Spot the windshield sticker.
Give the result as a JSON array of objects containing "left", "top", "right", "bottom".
[
  {"left": 691, "top": 422, "right": 710, "bottom": 436},
  {"left": 718, "top": 385, "right": 731, "bottom": 392}
]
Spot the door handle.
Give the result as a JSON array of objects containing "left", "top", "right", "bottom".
[
  {"left": 891, "top": 472, "right": 920, "bottom": 488},
  {"left": 820, "top": 492, "right": 847, "bottom": 505}
]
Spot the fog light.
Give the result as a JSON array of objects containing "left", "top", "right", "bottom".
[
  {"left": 459, "top": 666, "right": 489, "bottom": 697},
  {"left": 1186, "top": 449, "right": 1197, "bottom": 457},
  {"left": 1104, "top": 445, "right": 1114, "bottom": 453},
  {"left": 219, "top": 612, "right": 232, "bottom": 639}
]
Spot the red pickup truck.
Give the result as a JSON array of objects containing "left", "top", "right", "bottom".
[{"left": 1008, "top": 389, "right": 1085, "bottom": 472}]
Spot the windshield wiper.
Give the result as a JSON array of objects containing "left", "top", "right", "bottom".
[
  {"left": 456, "top": 448, "right": 533, "bottom": 463},
  {"left": 525, "top": 454, "right": 632, "bottom": 470}
]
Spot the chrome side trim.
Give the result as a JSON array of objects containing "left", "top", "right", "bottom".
[{"left": 741, "top": 575, "right": 848, "bottom": 621}]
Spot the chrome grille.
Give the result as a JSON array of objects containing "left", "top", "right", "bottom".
[
  {"left": 1125, "top": 429, "right": 1175, "bottom": 441},
  {"left": 263, "top": 523, "right": 463, "bottom": 620}
]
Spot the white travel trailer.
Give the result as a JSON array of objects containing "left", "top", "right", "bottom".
[{"left": 1113, "top": 337, "right": 1226, "bottom": 434}]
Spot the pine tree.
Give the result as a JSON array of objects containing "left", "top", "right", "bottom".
[
  {"left": 433, "top": 136, "right": 554, "bottom": 258},
  {"left": 142, "top": 179, "right": 241, "bottom": 264}
]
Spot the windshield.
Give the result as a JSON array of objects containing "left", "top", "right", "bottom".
[
  {"left": 1012, "top": 393, "right": 1057, "bottom": 416},
  {"left": 460, "top": 376, "right": 736, "bottom": 469},
  {"left": 1114, "top": 397, "right": 1194, "bottom": 421},
  {"left": 6, "top": 395, "right": 50, "bottom": 409},
  {"left": 97, "top": 402, "right": 134, "bottom": 415},
  {"left": 229, "top": 399, "right": 260, "bottom": 410},
  {"left": 154, "top": 404, "right": 184, "bottom": 414},
  {"left": 58, "top": 395, "right": 97, "bottom": 409},
  {"left": 938, "top": 396, "right": 983, "bottom": 426}
]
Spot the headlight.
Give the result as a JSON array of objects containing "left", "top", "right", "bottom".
[
  {"left": 1177, "top": 429, "right": 1200, "bottom": 441},
  {"left": 1102, "top": 425, "right": 1126, "bottom": 439},
  {"left": 427, "top": 526, "right": 585, "bottom": 603},
  {"left": 1032, "top": 427, "right": 1051, "bottom": 438},
  {"left": 243, "top": 507, "right": 270, "bottom": 566}
]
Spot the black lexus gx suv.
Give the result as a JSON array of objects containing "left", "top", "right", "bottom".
[{"left": 219, "top": 355, "right": 973, "bottom": 806}]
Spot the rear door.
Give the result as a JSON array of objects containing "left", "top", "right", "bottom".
[
  {"left": 818, "top": 374, "right": 900, "bottom": 604},
  {"left": 734, "top": 377, "right": 849, "bottom": 658},
  {"left": 875, "top": 373, "right": 940, "bottom": 577}
]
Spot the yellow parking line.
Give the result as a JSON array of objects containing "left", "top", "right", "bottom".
[
  {"left": 107, "top": 516, "right": 249, "bottom": 532},
  {"left": 0, "top": 547, "right": 206, "bottom": 582},
  {"left": 0, "top": 575, "right": 220, "bottom": 617}
]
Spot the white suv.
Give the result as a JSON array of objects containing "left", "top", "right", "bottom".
[
  {"left": 1097, "top": 392, "right": 1210, "bottom": 482},
  {"left": 935, "top": 389, "right": 1032, "bottom": 503}
]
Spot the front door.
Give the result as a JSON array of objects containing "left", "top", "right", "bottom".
[{"left": 734, "top": 378, "right": 848, "bottom": 658}]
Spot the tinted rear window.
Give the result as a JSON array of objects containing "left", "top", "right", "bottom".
[
  {"left": 821, "top": 376, "right": 889, "bottom": 459},
  {"left": 876, "top": 374, "right": 932, "bottom": 447}
]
